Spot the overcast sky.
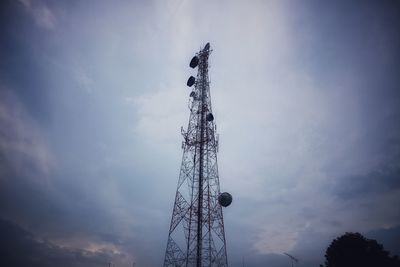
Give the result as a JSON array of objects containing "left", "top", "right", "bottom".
[{"left": 1, "top": 0, "right": 400, "bottom": 266}]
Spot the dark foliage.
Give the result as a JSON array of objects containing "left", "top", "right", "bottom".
[{"left": 321, "top": 232, "right": 400, "bottom": 267}]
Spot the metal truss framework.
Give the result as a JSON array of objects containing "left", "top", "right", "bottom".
[{"left": 163, "top": 44, "right": 228, "bottom": 267}]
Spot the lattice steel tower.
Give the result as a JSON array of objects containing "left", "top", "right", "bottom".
[{"left": 163, "top": 43, "right": 232, "bottom": 267}]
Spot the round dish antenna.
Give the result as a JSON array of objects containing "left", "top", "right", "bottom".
[
  {"left": 190, "top": 56, "right": 199, "bottom": 68},
  {"left": 187, "top": 76, "right": 195, "bottom": 87},
  {"left": 218, "top": 192, "right": 232, "bottom": 207}
]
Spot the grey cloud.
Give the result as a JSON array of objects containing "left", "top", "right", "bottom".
[
  {"left": 333, "top": 166, "right": 400, "bottom": 200},
  {"left": 18, "top": 0, "right": 57, "bottom": 30},
  {"left": 1, "top": 0, "right": 400, "bottom": 266},
  {"left": 0, "top": 218, "right": 124, "bottom": 267},
  {"left": 0, "top": 85, "right": 163, "bottom": 266}
]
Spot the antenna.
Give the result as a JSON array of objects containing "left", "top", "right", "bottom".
[
  {"left": 284, "top": 253, "right": 299, "bottom": 267},
  {"left": 163, "top": 43, "right": 231, "bottom": 266}
]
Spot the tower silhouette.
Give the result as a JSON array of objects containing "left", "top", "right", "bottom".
[{"left": 163, "top": 43, "right": 231, "bottom": 267}]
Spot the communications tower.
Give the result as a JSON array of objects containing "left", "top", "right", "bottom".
[{"left": 163, "top": 43, "right": 232, "bottom": 267}]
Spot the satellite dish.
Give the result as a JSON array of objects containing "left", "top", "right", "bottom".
[
  {"left": 190, "top": 56, "right": 199, "bottom": 68},
  {"left": 187, "top": 76, "right": 195, "bottom": 87},
  {"left": 206, "top": 113, "right": 214, "bottom": 122},
  {"left": 218, "top": 192, "right": 232, "bottom": 207},
  {"left": 204, "top": 42, "right": 210, "bottom": 51}
]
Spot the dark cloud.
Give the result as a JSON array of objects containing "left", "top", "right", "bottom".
[
  {"left": 0, "top": 1, "right": 53, "bottom": 123},
  {"left": 0, "top": 218, "right": 122, "bottom": 267},
  {"left": 333, "top": 165, "right": 400, "bottom": 200},
  {"left": 0, "top": 87, "right": 161, "bottom": 266}
]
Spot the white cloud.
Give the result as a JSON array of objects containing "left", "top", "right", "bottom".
[{"left": 133, "top": 82, "right": 186, "bottom": 147}]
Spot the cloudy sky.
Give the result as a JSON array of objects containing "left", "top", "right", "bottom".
[{"left": 1, "top": 0, "right": 400, "bottom": 266}]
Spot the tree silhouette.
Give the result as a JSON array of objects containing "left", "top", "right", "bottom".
[{"left": 321, "top": 232, "right": 400, "bottom": 267}]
